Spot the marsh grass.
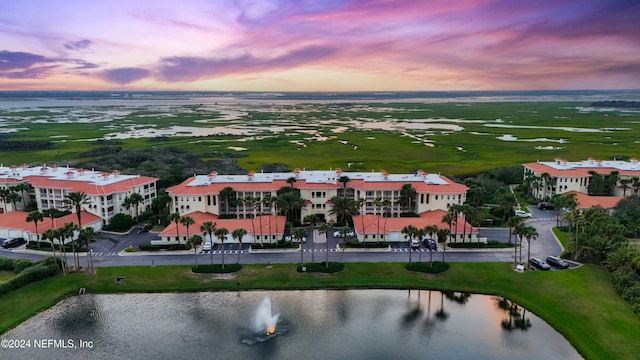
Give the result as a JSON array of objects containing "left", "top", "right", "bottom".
[{"left": 3, "top": 102, "right": 639, "bottom": 175}]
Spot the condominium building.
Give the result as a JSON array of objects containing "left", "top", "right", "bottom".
[
  {"left": 0, "top": 164, "right": 158, "bottom": 224},
  {"left": 166, "top": 168, "right": 468, "bottom": 222},
  {"left": 523, "top": 158, "right": 640, "bottom": 198}
]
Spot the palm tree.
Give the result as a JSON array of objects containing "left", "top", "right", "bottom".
[
  {"left": 338, "top": 226, "right": 351, "bottom": 262},
  {"left": 64, "top": 191, "right": 91, "bottom": 227},
  {"left": 286, "top": 176, "right": 297, "bottom": 188},
  {"left": 507, "top": 216, "right": 523, "bottom": 245},
  {"left": 373, "top": 197, "right": 384, "bottom": 243},
  {"left": 169, "top": 212, "right": 181, "bottom": 244},
  {"left": 243, "top": 196, "right": 258, "bottom": 245},
  {"left": 124, "top": 192, "right": 144, "bottom": 222},
  {"left": 219, "top": 186, "right": 235, "bottom": 215},
  {"left": 448, "top": 204, "right": 463, "bottom": 243},
  {"left": 382, "top": 198, "right": 391, "bottom": 243},
  {"left": 514, "top": 223, "right": 526, "bottom": 264},
  {"left": 318, "top": 222, "right": 332, "bottom": 268},
  {"left": 180, "top": 215, "right": 195, "bottom": 241},
  {"left": 416, "top": 227, "right": 426, "bottom": 263},
  {"left": 0, "top": 188, "right": 9, "bottom": 212},
  {"left": 399, "top": 184, "right": 416, "bottom": 213},
  {"left": 303, "top": 214, "right": 318, "bottom": 263},
  {"left": 187, "top": 235, "right": 203, "bottom": 266},
  {"left": 459, "top": 204, "right": 475, "bottom": 243},
  {"left": 338, "top": 175, "right": 350, "bottom": 197},
  {"left": 329, "top": 196, "right": 358, "bottom": 227},
  {"left": 214, "top": 227, "right": 229, "bottom": 269},
  {"left": 293, "top": 227, "right": 308, "bottom": 266},
  {"left": 265, "top": 193, "right": 279, "bottom": 241},
  {"left": 78, "top": 227, "right": 96, "bottom": 273},
  {"left": 620, "top": 178, "right": 632, "bottom": 196},
  {"left": 232, "top": 228, "right": 248, "bottom": 264},
  {"left": 278, "top": 191, "right": 306, "bottom": 234},
  {"left": 424, "top": 225, "right": 439, "bottom": 267},
  {"left": 496, "top": 187, "right": 517, "bottom": 221},
  {"left": 402, "top": 224, "right": 418, "bottom": 264},
  {"left": 11, "top": 182, "right": 29, "bottom": 204},
  {"left": 356, "top": 197, "right": 367, "bottom": 245},
  {"left": 200, "top": 221, "right": 217, "bottom": 264},
  {"left": 437, "top": 228, "right": 451, "bottom": 263},
  {"left": 42, "top": 228, "right": 59, "bottom": 270},
  {"left": 524, "top": 226, "right": 539, "bottom": 269},
  {"left": 62, "top": 222, "right": 80, "bottom": 269},
  {"left": 26, "top": 210, "right": 44, "bottom": 248},
  {"left": 6, "top": 191, "right": 21, "bottom": 211}
]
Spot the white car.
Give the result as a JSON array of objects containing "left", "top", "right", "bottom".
[
  {"left": 333, "top": 230, "right": 354, "bottom": 238},
  {"left": 409, "top": 238, "right": 420, "bottom": 249},
  {"left": 202, "top": 241, "right": 212, "bottom": 251},
  {"left": 515, "top": 210, "right": 532, "bottom": 218}
]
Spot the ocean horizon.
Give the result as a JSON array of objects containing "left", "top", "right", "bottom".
[{"left": 1, "top": 89, "right": 640, "bottom": 102}]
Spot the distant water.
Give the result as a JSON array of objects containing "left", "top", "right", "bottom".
[{"left": 0, "top": 89, "right": 639, "bottom": 102}]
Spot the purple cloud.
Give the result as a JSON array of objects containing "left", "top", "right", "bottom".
[
  {"left": 101, "top": 67, "right": 151, "bottom": 84},
  {"left": 0, "top": 50, "right": 49, "bottom": 71},
  {"left": 64, "top": 39, "right": 92, "bottom": 51},
  {"left": 158, "top": 45, "right": 337, "bottom": 82}
]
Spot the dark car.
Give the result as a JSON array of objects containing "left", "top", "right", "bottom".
[
  {"left": 424, "top": 238, "right": 438, "bottom": 251},
  {"left": 138, "top": 223, "right": 153, "bottom": 233},
  {"left": 2, "top": 237, "right": 25, "bottom": 248},
  {"left": 546, "top": 256, "right": 569, "bottom": 269},
  {"left": 529, "top": 257, "right": 551, "bottom": 270},
  {"left": 537, "top": 201, "right": 555, "bottom": 210}
]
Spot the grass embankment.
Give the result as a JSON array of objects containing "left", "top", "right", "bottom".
[
  {"left": 553, "top": 227, "right": 569, "bottom": 249},
  {"left": 0, "top": 262, "right": 638, "bottom": 359}
]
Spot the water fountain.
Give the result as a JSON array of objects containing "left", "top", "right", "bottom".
[
  {"left": 255, "top": 297, "right": 280, "bottom": 335},
  {"left": 241, "top": 297, "right": 284, "bottom": 345}
]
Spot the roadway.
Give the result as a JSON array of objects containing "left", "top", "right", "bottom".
[{"left": 0, "top": 206, "right": 564, "bottom": 268}]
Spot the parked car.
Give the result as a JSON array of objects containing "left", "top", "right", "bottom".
[
  {"left": 202, "top": 241, "right": 212, "bottom": 251},
  {"left": 409, "top": 238, "right": 420, "bottom": 249},
  {"left": 546, "top": 256, "right": 569, "bottom": 269},
  {"left": 537, "top": 201, "right": 555, "bottom": 210},
  {"left": 137, "top": 223, "right": 153, "bottom": 233},
  {"left": 424, "top": 239, "right": 438, "bottom": 251},
  {"left": 515, "top": 210, "right": 532, "bottom": 218},
  {"left": 1, "top": 237, "right": 25, "bottom": 248},
  {"left": 333, "top": 230, "right": 354, "bottom": 238},
  {"left": 529, "top": 257, "right": 551, "bottom": 270}
]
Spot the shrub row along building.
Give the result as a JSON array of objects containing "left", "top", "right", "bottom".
[
  {"left": 0, "top": 164, "right": 157, "bottom": 240},
  {"left": 162, "top": 168, "right": 478, "bottom": 245}
]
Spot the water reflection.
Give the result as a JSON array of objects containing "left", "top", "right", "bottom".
[{"left": 2, "top": 290, "right": 582, "bottom": 360}]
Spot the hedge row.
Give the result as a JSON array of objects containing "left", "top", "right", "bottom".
[
  {"left": 0, "top": 257, "right": 34, "bottom": 273},
  {"left": 139, "top": 243, "right": 192, "bottom": 251},
  {"left": 610, "top": 267, "right": 640, "bottom": 315},
  {"left": 192, "top": 263, "right": 242, "bottom": 273},
  {"left": 0, "top": 257, "right": 62, "bottom": 296}
]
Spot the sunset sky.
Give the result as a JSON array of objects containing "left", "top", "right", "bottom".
[{"left": 1, "top": 0, "right": 638, "bottom": 91}]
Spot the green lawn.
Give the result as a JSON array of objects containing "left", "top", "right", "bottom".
[{"left": 0, "top": 262, "right": 638, "bottom": 359}]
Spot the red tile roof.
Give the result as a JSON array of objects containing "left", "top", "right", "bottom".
[
  {"left": 0, "top": 211, "right": 101, "bottom": 233},
  {"left": 159, "top": 211, "right": 286, "bottom": 237},
  {"left": 352, "top": 210, "right": 476, "bottom": 235},
  {"left": 26, "top": 175, "right": 157, "bottom": 195},
  {"left": 565, "top": 191, "right": 623, "bottom": 210}
]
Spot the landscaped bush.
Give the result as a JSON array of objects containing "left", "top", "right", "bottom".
[
  {"left": 191, "top": 263, "right": 242, "bottom": 273},
  {"left": 0, "top": 257, "right": 15, "bottom": 271},
  {"left": 103, "top": 213, "right": 133, "bottom": 232},
  {"left": 342, "top": 240, "right": 389, "bottom": 248},
  {"left": 610, "top": 267, "right": 640, "bottom": 315},
  {"left": 138, "top": 243, "right": 192, "bottom": 251},
  {"left": 297, "top": 262, "right": 344, "bottom": 273},
  {"left": 0, "top": 256, "right": 61, "bottom": 296},
  {"left": 448, "top": 240, "right": 516, "bottom": 249},
  {"left": 12, "top": 259, "right": 33, "bottom": 273},
  {"left": 251, "top": 240, "right": 297, "bottom": 249},
  {"left": 405, "top": 261, "right": 450, "bottom": 274}
]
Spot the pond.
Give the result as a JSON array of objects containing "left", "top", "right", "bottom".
[{"left": 1, "top": 290, "right": 581, "bottom": 360}]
